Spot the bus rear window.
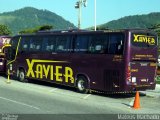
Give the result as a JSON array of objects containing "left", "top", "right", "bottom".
[{"left": 131, "top": 32, "right": 157, "bottom": 48}]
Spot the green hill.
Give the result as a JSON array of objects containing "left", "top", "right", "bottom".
[
  {"left": 97, "top": 12, "right": 160, "bottom": 51},
  {"left": 98, "top": 12, "right": 160, "bottom": 29},
  {"left": 0, "top": 7, "right": 76, "bottom": 34}
]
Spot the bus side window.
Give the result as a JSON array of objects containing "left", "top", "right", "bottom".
[
  {"left": 30, "top": 37, "right": 42, "bottom": 52},
  {"left": 88, "top": 34, "right": 108, "bottom": 54},
  {"left": 29, "top": 38, "right": 35, "bottom": 51},
  {"left": 74, "top": 35, "right": 89, "bottom": 53},
  {"left": 19, "top": 37, "right": 29, "bottom": 53},
  {"left": 108, "top": 34, "right": 124, "bottom": 55},
  {"left": 50, "top": 45, "right": 54, "bottom": 51},
  {"left": 42, "top": 36, "right": 56, "bottom": 52},
  {"left": 55, "top": 36, "right": 71, "bottom": 53}
]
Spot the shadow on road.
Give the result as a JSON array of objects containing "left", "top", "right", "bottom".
[
  {"left": 92, "top": 91, "right": 134, "bottom": 98},
  {"left": 27, "top": 79, "right": 147, "bottom": 99},
  {"left": 0, "top": 73, "right": 7, "bottom": 77},
  {"left": 1, "top": 74, "right": 147, "bottom": 99},
  {"left": 28, "top": 79, "right": 77, "bottom": 92}
]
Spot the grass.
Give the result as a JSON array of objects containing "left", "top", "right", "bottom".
[
  {"left": 156, "top": 76, "right": 160, "bottom": 84},
  {"left": 157, "top": 81, "right": 160, "bottom": 84}
]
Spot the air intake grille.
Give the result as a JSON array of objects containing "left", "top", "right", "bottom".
[{"left": 104, "top": 70, "right": 120, "bottom": 91}]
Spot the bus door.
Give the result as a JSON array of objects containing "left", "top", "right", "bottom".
[{"left": 129, "top": 32, "right": 158, "bottom": 89}]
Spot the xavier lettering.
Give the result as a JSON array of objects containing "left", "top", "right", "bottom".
[
  {"left": 133, "top": 34, "right": 155, "bottom": 45},
  {"left": 26, "top": 59, "right": 74, "bottom": 83}
]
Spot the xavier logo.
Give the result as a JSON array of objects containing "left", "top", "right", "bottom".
[
  {"left": 133, "top": 34, "right": 155, "bottom": 45},
  {"left": 2, "top": 38, "right": 10, "bottom": 45},
  {"left": 26, "top": 59, "right": 74, "bottom": 83}
]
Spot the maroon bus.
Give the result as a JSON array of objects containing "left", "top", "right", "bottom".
[
  {"left": 0, "top": 36, "right": 11, "bottom": 72},
  {"left": 6, "top": 29, "right": 158, "bottom": 93}
]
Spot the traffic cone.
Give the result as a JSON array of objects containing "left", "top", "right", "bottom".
[{"left": 133, "top": 91, "right": 140, "bottom": 109}]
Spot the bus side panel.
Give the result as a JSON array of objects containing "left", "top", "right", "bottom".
[
  {"left": 16, "top": 53, "right": 75, "bottom": 87},
  {"left": 71, "top": 54, "right": 98, "bottom": 89},
  {"left": 131, "top": 62, "right": 156, "bottom": 90},
  {"left": 74, "top": 54, "right": 126, "bottom": 92},
  {"left": 102, "top": 55, "right": 125, "bottom": 92}
]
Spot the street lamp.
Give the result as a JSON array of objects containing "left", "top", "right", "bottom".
[{"left": 75, "top": 0, "right": 87, "bottom": 29}]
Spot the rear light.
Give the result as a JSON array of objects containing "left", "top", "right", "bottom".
[
  {"left": 0, "top": 62, "right": 3, "bottom": 65},
  {"left": 127, "top": 66, "right": 131, "bottom": 83},
  {"left": 126, "top": 63, "right": 137, "bottom": 85}
]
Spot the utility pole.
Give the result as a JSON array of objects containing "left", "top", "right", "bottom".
[
  {"left": 94, "top": 0, "right": 97, "bottom": 31},
  {"left": 78, "top": 0, "right": 82, "bottom": 29},
  {"left": 75, "top": 0, "right": 87, "bottom": 29}
]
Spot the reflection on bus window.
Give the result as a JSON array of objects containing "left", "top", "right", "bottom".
[
  {"left": 42, "top": 36, "right": 56, "bottom": 52},
  {"left": 30, "top": 37, "right": 42, "bottom": 52},
  {"left": 55, "top": 36, "right": 71, "bottom": 53},
  {"left": 75, "top": 35, "right": 89, "bottom": 53},
  {"left": 19, "top": 37, "right": 30, "bottom": 52},
  {"left": 108, "top": 34, "right": 124, "bottom": 54},
  {"left": 89, "top": 34, "right": 108, "bottom": 54}
]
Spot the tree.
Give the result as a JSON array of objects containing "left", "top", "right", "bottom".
[
  {"left": 19, "top": 25, "right": 53, "bottom": 34},
  {"left": 39, "top": 25, "right": 53, "bottom": 31},
  {"left": 0, "top": 24, "right": 12, "bottom": 35},
  {"left": 150, "top": 23, "right": 160, "bottom": 53}
]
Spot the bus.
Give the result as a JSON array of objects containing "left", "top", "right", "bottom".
[
  {"left": 0, "top": 36, "right": 11, "bottom": 72},
  {"left": 6, "top": 29, "right": 158, "bottom": 93}
]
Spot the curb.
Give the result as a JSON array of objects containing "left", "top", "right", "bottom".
[
  {"left": 156, "top": 84, "right": 160, "bottom": 88},
  {"left": 139, "top": 84, "right": 160, "bottom": 98},
  {"left": 140, "top": 91, "right": 160, "bottom": 98}
]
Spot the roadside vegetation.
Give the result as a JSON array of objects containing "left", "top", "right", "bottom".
[
  {"left": 18, "top": 25, "right": 53, "bottom": 34},
  {"left": 0, "top": 24, "right": 12, "bottom": 35},
  {"left": 156, "top": 76, "right": 160, "bottom": 84}
]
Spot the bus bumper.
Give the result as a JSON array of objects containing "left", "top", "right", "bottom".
[{"left": 127, "top": 84, "right": 156, "bottom": 91}]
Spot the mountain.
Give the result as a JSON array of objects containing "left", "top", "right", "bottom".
[
  {"left": 98, "top": 12, "right": 160, "bottom": 29},
  {"left": 0, "top": 7, "right": 76, "bottom": 34}
]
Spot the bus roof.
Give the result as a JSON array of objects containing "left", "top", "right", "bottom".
[
  {"left": 16, "top": 28, "right": 156, "bottom": 37},
  {"left": 0, "top": 35, "right": 11, "bottom": 38}
]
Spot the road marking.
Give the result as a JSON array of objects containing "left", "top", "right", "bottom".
[
  {"left": 129, "top": 98, "right": 134, "bottom": 108},
  {"left": 82, "top": 94, "right": 91, "bottom": 99},
  {"left": 0, "top": 96, "right": 40, "bottom": 110},
  {"left": 49, "top": 88, "right": 58, "bottom": 92}
]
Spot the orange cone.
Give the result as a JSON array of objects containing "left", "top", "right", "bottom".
[{"left": 133, "top": 91, "right": 140, "bottom": 109}]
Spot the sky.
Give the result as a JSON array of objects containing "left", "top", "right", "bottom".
[{"left": 0, "top": 0, "right": 160, "bottom": 28}]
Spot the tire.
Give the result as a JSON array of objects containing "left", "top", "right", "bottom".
[
  {"left": 18, "top": 69, "right": 28, "bottom": 82},
  {"left": 76, "top": 76, "right": 89, "bottom": 93}
]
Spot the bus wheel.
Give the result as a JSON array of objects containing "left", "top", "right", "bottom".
[
  {"left": 18, "top": 69, "right": 28, "bottom": 82},
  {"left": 76, "top": 76, "right": 89, "bottom": 94}
]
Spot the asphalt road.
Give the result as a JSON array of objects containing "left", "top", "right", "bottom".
[{"left": 0, "top": 75, "right": 160, "bottom": 120}]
